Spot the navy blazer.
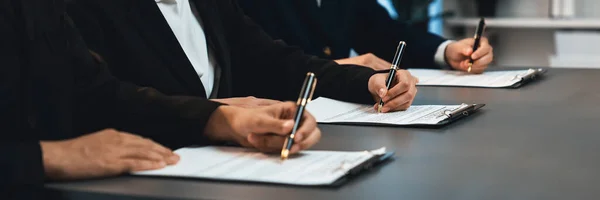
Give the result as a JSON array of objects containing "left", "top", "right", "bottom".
[{"left": 238, "top": 0, "right": 447, "bottom": 69}]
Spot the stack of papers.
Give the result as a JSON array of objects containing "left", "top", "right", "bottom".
[
  {"left": 408, "top": 69, "right": 538, "bottom": 88},
  {"left": 306, "top": 97, "right": 470, "bottom": 126},
  {"left": 134, "top": 146, "right": 388, "bottom": 186}
]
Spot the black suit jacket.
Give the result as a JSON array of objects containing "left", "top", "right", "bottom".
[
  {"left": 1, "top": 0, "right": 222, "bottom": 187},
  {"left": 66, "top": 0, "right": 377, "bottom": 103},
  {"left": 237, "top": 0, "right": 447, "bottom": 69}
]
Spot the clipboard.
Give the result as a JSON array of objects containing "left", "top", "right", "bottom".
[
  {"left": 508, "top": 68, "right": 546, "bottom": 88},
  {"left": 132, "top": 147, "right": 394, "bottom": 187},
  {"left": 307, "top": 97, "right": 485, "bottom": 128},
  {"left": 382, "top": 68, "right": 547, "bottom": 88},
  {"left": 316, "top": 104, "right": 485, "bottom": 128}
]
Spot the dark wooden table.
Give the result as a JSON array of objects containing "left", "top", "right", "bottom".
[{"left": 47, "top": 68, "right": 600, "bottom": 200}]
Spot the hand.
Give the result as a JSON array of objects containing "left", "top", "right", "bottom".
[
  {"left": 204, "top": 102, "right": 320, "bottom": 154},
  {"left": 334, "top": 53, "right": 391, "bottom": 70},
  {"left": 41, "top": 129, "right": 179, "bottom": 180},
  {"left": 445, "top": 37, "right": 494, "bottom": 74},
  {"left": 212, "top": 96, "right": 281, "bottom": 108},
  {"left": 368, "top": 69, "right": 419, "bottom": 112}
]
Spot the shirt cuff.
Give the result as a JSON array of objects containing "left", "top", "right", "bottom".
[{"left": 434, "top": 40, "right": 455, "bottom": 69}]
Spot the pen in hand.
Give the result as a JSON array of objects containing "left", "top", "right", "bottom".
[
  {"left": 468, "top": 18, "right": 486, "bottom": 73},
  {"left": 281, "top": 72, "right": 317, "bottom": 160},
  {"left": 377, "top": 41, "right": 407, "bottom": 113}
]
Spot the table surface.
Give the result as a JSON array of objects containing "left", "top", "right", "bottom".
[{"left": 47, "top": 68, "right": 600, "bottom": 200}]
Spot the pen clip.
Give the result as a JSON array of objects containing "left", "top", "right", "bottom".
[{"left": 297, "top": 72, "right": 318, "bottom": 106}]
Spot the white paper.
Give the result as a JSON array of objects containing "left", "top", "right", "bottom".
[
  {"left": 306, "top": 97, "right": 467, "bottom": 125},
  {"left": 408, "top": 69, "right": 536, "bottom": 88},
  {"left": 134, "top": 146, "right": 382, "bottom": 185}
]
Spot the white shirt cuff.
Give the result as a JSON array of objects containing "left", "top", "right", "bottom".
[{"left": 434, "top": 40, "right": 454, "bottom": 69}]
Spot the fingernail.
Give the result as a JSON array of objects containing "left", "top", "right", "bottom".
[
  {"left": 283, "top": 120, "right": 294, "bottom": 128},
  {"left": 157, "top": 161, "right": 166, "bottom": 167},
  {"left": 294, "top": 133, "right": 303, "bottom": 141},
  {"left": 168, "top": 155, "right": 180, "bottom": 164},
  {"left": 378, "top": 88, "right": 386, "bottom": 97}
]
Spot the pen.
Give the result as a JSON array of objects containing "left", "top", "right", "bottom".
[
  {"left": 377, "top": 41, "right": 407, "bottom": 113},
  {"left": 281, "top": 72, "right": 317, "bottom": 160},
  {"left": 468, "top": 18, "right": 486, "bottom": 73}
]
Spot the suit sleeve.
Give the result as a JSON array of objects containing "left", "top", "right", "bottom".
[
  {"left": 352, "top": 1, "right": 447, "bottom": 69},
  {"left": 223, "top": 0, "right": 376, "bottom": 104},
  {"left": 65, "top": 15, "right": 221, "bottom": 148},
  {"left": 0, "top": 2, "right": 45, "bottom": 186}
]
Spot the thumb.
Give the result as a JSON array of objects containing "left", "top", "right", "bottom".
[
  {"left": 451, "top": 40, "right": 474, "bottom": 58},
  {"left": 249, "top": 113, "right": 294, "bottom": 136},
  {"left": 370, "top": 74, "right": 388, "bottom": 98}
]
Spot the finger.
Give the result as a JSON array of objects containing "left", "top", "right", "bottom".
[
  {"left": 382, "top": 71, "right": 411, "bottom": 103},
  {"left": 471, "top": 39, "right": 492, "bottom": 60},
  {"left": 250, "top": 114, "right": 294, "bottom": 136},
  {"left": 293, "top": 111, "right": 317, "bottom": 143},
  {"left": 121, "top": 159, "right": 167, "bottom": 172},
  {"left": 470, "top": 53, "right": 493, "bottom": 74},
  {"left": 123, "top": 137, "right": 175, "bottom": 158},
  {"left": 382, "top": 84, "right": 417, "bottom": 112},
  {"left": 456, "top": 39, "right": 474, "bottom": 57},
  {"left": 119, "top": 147, "right": 169, "bottom": 162},
  {"left": 369, "top": 74, "right": 389, "bottom": 98},
  {"left": 456, "top": 60, "right": 471, "bottom": 72},
  {"left": 254, "top": 98, "right": 282, "bottom": 106},
  {"left": 247, "top": 133, "right": 287, "bottom": 153},
  {"left": 291, "top": 128, "right": 321, "bottom": 154}
]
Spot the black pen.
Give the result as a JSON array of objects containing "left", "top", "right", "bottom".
[
  {"left": 378, "top": 41, "right": 407, "bottom": 113},
  {"left": 281, "top": 72, "right": 317, "bottom": 160},
  {"left": 468, "top": 18, "right": 486, "bottom": 73}
]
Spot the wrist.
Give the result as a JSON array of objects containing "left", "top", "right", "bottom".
[
  {"left": 40, "top": 141, "right": 67, "bottom": 180},
  {"left": 204, "top": 106, "right": 239, "bottom": 142}
]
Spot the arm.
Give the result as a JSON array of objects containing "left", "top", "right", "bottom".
[
  {"left": 352, "top": 0, "right": 446, "bottom": 69},
  {"left": 223, "top": 0, "right": 376, "bottom": 104},
  {"left": 0, "top": 3, "right": 45, "bottom": 185},
  {"left": 65, "top": 15, "right": 222, "bottom": 148}
]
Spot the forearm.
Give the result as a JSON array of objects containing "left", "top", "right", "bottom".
[
  {"left": 1, "top": 142, "right": 45, "bottom": 185},
  {"left": 225, "top": 0, "right": 375, "bottom": 103}
]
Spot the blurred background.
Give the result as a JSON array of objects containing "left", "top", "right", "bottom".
[{"left": 381, "top": 0, "right": 600, "bottom": 68}]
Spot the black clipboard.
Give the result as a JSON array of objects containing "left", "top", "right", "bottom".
[
  {"left": 131, "top": 149, "right": 394, "bottom": 187},
  {"left": 317, "top": 104, "right": 485, "bottom": 128},
  {"left": 508, "top": 68, "right": 546, "bottom": 88},
  {"left": 376, "top": 68, "right": 546, "bottom": 88}
]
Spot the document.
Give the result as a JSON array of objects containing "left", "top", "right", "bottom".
[
  {"left": 306, "top": 97, "right": 469, "bottom": 126},
  {"left": 134, "top": 146, "right": 387, "bottom": 186},
  {"left": 408, "top": 68, "right": 539, "bottom": 88}
]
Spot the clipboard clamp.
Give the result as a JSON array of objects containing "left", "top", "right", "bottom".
[
  {"left": 442, "top": 103, "right": 475, "bottom": 119},
  {"left": 511, "top": 68, "right": 545, "bottom": 81}
]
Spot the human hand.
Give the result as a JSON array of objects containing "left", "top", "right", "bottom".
[
  {"left": 204, "top": 102, "right": 320, "bottom": 154},
  {"left": 368, "top": 69, "right": 419, "bottom": 112},
  {"left": 212, "top": 96, "right": 281, "bottom": 108},
  {"left": 445, "top": 37, "right": 493, "bottom": 74},
  {"left": 41, "top": 129, "right": 178, "bottom": 180},
  {"left": 335, "top": 53, "right": 392, "bottom": 70}
]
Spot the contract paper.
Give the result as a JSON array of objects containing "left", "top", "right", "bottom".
[
  {"left": 134, "top": 146, "right": 385, "bottom": 185},
  {"left": 408, "top": 69, "right": 537, "bottom": 88},
  {"left": 306, "top": 97, "right": 467, "bottom": 125}
]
